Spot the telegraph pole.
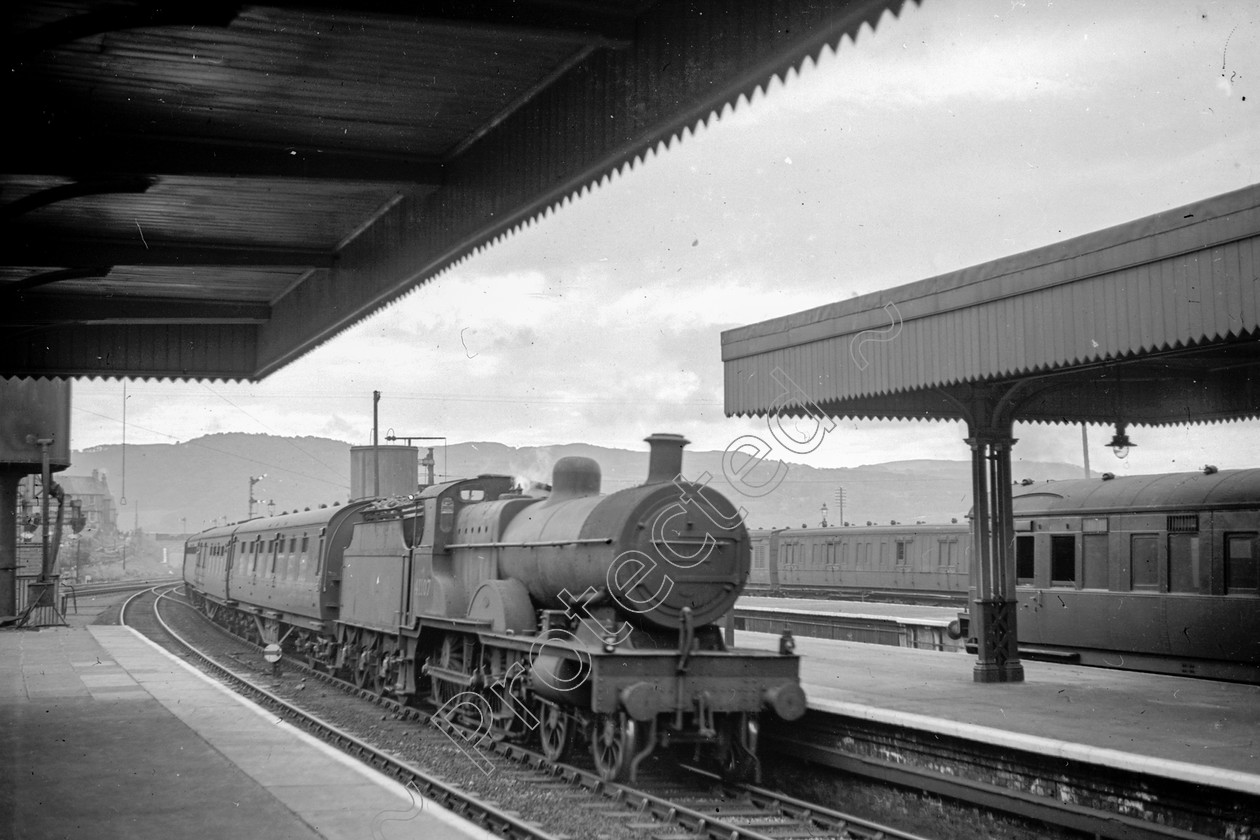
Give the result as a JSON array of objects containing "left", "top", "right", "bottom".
[{"left": 372, "top": 391, "right": 381, "bottom": 497}]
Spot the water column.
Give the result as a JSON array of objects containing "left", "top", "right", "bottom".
[{"left": 0, "top": 378, "right": 71, "bottom": 619}]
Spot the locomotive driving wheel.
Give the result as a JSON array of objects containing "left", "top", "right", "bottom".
[
  {"left": 431, "top": 634, "right": 464, "bottom": 708},
  {"left": 537, "top": 700, "right": 573, "bottom": 763},
  {"left": 350, "top": 631, "right": 375, "bottom": 690},
  {"left": 591, "top": 712, "right": 643, "bottom": 782},
  {"left": 490, "top": 663, "right": 534, "bottom": 742},
  {"left": 374, "top": 643, "right": 398, "bottom": 696}
]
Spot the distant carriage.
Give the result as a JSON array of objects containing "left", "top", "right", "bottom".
[{"left": 748, "top": 468, "right": 1260, "bottom": 682}]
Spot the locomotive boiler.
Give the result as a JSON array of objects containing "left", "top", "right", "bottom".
[{"left": 185, "top": 433, "right": 805, "bottom": 781}]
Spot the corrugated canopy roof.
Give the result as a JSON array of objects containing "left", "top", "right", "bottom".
[
  {"left": 3, "top": 0, "right": 913, "bottom": 381},
  {"left": 723, "top": 184, "right": 1260, "bottom": 427}
]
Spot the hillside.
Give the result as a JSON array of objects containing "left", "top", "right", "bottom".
[{"left": 64, "top": 433, "right": 1087, "bottom": 534}]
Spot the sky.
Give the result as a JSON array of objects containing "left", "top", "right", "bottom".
[{"left": 71, "top": 0, "right": 1259, "bottom": 479}]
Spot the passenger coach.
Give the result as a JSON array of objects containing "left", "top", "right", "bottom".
[
  {"left": 184, "top": 501, "right": 370, "bottom": 654},
  {"left": 748, "top": 468, "right": 1260, "bottom": 682},
  {"left": 1001, "top": 467, "right": 1260, "bottom": 681}
]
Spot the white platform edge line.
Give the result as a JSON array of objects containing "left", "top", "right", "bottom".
[
  {"left": 739, "top": 607, "right": 953, "bottom": 627},
  {"left": 811, "top": 696, "right": 1260, "bottom": 796},
  {"left": 88, "top": 625, "right": 500, "bottom": 840}
]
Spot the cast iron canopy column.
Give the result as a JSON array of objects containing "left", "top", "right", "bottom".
[
  {"left": 964, "top": 425, "right": 1024, "bottom": 683},
  {"left": 953, "top": 383, "right": 1029, "bottom": 682},
  {"left": 957, "top": 385, "right": 1028, "bottom": 685}
]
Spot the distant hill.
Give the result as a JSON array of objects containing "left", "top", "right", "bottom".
[{"left": 64, "top": 433, "right": 1087, "bottom": 534}]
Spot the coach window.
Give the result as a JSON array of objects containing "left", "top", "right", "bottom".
[
  {"left": 269, "top": 537, "right": 280, "bottom": 574},
  {"left": 856, "top": 541, "right": 868, "bottom": 569},
  {"left": 1225, "top": 533, "right": 1258, "bottom": 594},
  {"left": 895, "top": 539, "right": 909, "bottom": 568},
  {"left": 1050, "top": 535, "right": 1077, "bottom": 587},
  {"left": 1015, "top": 535, "right": 1035, "bottom": 583},
  {"left": 1131, "top": 534, "right": 1160, "bottom": 591}
]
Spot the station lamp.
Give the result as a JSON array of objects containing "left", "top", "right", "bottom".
[{"left": 1107, "top": 422, "right": 1136, "bottom": 460}]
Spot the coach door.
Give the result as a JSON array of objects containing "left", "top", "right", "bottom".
[{"left": 224, "top": 536, "right": 236, "bottom": 603}]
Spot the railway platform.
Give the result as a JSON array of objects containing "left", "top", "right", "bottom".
[
  {"left": 738, "top": 628, "right": 1260, "bottom": 835},
  {"left": 0, "top": 605, "right": 497, "bottom": 840},
  {"left": 735, "top": 595, "right": 962, "bottom": 651}
]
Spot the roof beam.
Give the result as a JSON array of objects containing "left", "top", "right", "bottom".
[
  {"left": 0, "top": 322, "right": 260, "bottom": 380},
  {"left": 6, "top": 293, "right": 271, "bottom": 325},
  {"left": 263, "top": 1, "right": 640, "bottom": 47},
  {"left": 2, "top": 176, "right": 156, "bottom": 220},
  {"left": 9, "top": 135, "right": 445, "bottom": 185},
  {"left": 8, "top": 236, "right": 334, "bottom": 269}
]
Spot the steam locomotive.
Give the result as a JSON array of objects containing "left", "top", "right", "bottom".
[
  {"left": 748, "top": 468, "right": 1260, "bottom": 683},
  {"left": 184, "top": 434, "right": 805, "bottom": 781}
]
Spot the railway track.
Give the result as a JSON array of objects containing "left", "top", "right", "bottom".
[
  {"left": 120, "top": 586, "right": 565, "bottom": 840},
  {"left": 121, "top": 586, "right": 961, "bottom": 840}
]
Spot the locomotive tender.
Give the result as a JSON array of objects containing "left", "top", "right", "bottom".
[
  {"left": 748, "top": 468, "right": 1260, "bottom": 683},
  {"left": 185, "top": 434, "right": 806, "bottom": 781}
]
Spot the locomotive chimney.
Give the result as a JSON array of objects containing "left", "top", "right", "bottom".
[
  {"left": 548, "top": 456, "right": 602, "bottom": 502},
  {"left": 644, "top": 433, "right": 690, "bottom": 484}
]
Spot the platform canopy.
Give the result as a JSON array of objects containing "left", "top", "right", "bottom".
[
  {"left": 722, "top": 183, "right": 1260, "bottom": 684},
  {"left": 722, "top": 184, "right": 1260, "bottom": 430},
  {"left": 3, "top": 0, "right": 912, "bottom": 382}
]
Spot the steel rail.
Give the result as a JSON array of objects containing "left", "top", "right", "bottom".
[
  {"left": 158, "top": 589, "right": 1241, "bottom": 839},
  {"left": 764, "top": 729, "right": 1217, "bottom": 840},
  {"left": 125, "top": 588, "right": 564, "bottom": 840},
  {"left": 170, "top": 592, "right": 938, "bottom": 840},
  {"left": 117, "top": 584, "right": 164, "bottom": 626}
]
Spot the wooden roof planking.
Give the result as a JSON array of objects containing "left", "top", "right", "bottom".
[{"left": 2, "top": 0, "right": 914, "bottom": 381}]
